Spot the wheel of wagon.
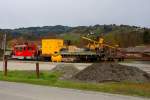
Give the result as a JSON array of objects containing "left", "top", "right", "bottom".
[{"left": 118, "top": 58, "right": 122, "bottom": 62}]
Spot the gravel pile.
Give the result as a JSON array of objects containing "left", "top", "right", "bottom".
[
  {"left": 72, "top": 63, "right": 150, "bottom": 83},
  {"left": 51, "top": 64, "right": 80, "bottom": 80}
]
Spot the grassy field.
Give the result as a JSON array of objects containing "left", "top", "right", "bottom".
[{"left": 0, "top": 71, "right": 150, "bottom": 98}]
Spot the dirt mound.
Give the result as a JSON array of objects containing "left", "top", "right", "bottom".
[
  {"left": 72, "top": 63, "right": 150, "bottom": 83},
  {"left": 51, "top": 64, "right": 80, "bottom": 80}
]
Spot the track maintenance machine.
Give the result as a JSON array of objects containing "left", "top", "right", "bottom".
[
  {"left": 40, "top": 36, "right": 124, "bottom": 62},
  {"left": 11, "top": 34, "right": 124, "bottom": 62},
  {"left": 81, "top": 36, "right": 124, "bottom": 61}
]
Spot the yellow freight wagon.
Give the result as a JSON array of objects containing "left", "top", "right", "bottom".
[{"left": 42, "top": 39, "right": 64, "bottom": 62}]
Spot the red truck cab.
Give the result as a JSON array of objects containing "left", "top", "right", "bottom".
[{"left": 12, "top": 43, "right": 38, "bottom": 60}]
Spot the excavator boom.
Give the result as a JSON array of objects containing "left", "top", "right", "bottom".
[{"left": 81, "top": 36, "right": 117, "bottom": 49}]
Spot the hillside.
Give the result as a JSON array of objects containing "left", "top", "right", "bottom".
[{"left": 0, "top": 24, "right": 150, "bottom": 47}]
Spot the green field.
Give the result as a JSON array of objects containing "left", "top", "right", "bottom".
[{"left": 0, "top": 71, "right": 150, "bottom": 98}]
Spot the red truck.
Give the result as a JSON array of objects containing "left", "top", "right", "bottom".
[{"left": 12, "top": 43, "right": 38, "bottom": 60}]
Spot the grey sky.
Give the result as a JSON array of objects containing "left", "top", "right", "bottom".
[{"left": 0, "top": 0, "right": 150, "bottom": 29}]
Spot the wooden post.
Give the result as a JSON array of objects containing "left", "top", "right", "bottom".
[
  {"left": 3, "top": 33, "right": 7, "bottom": 76},
  {"left": 4, "top": 56, "right": 7, "bottom": 76},
  {"left": 36, "top": 62, "right": 39, "bottom": 78}
]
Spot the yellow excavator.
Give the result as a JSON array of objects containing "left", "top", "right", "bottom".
[
  {"left": 81, "top": 36, "right": 118, "bottom": 50},
  {"left": 81, "top": 35, "right": 124, "bottom": 61}
]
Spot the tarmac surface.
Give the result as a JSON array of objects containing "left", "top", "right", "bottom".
[
  {"left": 0, "top": 60, "right": 150, "bottom": 73},
  {"left": 0, "top": 81, "right": 148, "bottom": 100},
  {"left": 120, "top": 61, "right": 150, "bottom": 74},
  {"left": 0, "top": 60, "right": 91, "bottom": 71}
]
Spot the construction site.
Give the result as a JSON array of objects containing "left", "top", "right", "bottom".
[
  {"left": 0, "top": 0, "right": 150, "bottom": 99},
  {"left": 0, "top": 28, "right": 150, "bottom": 99},
  {"left": 0, "top": 11, "right": 150, "bottom": 100},
  {"left": 0, "top": 33, "right": 149, "bottom": 84}
]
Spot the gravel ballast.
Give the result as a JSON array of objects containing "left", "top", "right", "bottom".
[
  {"left": 51, "top": 64, "right": 80, "bottom": 80},
  {"left": 72, "top": 63, "right": 150, "bottom": 83}
]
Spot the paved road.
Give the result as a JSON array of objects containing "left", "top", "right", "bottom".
[
  {"left": 120, "top": 61, "right": 150, "bottom": 73},
  {"left": 0, "top": 61, "right": 150, "bottom": 73},
  {"left": 0, "top": 81, "right": 148, "bottom": 100},
  {"left": 0, "top": 61, "right": 91, "bottom": 71},
  {"left": 0, "top": 60, "right": 149, "bottom": 73}
]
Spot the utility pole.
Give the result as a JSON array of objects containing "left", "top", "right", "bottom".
[{"left": 3, "top": 33, "right": 6, "bottom": 55}]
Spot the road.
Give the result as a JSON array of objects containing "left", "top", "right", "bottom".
[
  {"left": 0, "top": 60, "right": 150, "bottom": 73},
  {"left": 0, "top": 81, "right": 148, "bottom": 100},
  {"left": 0, "top": 60, "right": 150, "bottom": 74},
  {"left": 0, "top": 60, "right": 91, "bottom": 71},
  {"left": 120, "top": 61, "right": 150, "bottom": 73}
]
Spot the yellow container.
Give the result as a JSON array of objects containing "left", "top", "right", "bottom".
[{"left": 42, "top": 39, "right": 64, "bottom": 55}]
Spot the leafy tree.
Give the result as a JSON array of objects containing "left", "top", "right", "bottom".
[{"left": 143, "top": 30, "right": 150, "bottom": 44}]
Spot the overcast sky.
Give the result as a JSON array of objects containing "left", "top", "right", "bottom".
[{"left": 0, "top": 0, "right": 150, "bottom": 29}]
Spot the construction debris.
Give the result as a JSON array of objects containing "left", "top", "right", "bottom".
[{"left": 72, "top": 63, "right": 150, "bottom": 83}]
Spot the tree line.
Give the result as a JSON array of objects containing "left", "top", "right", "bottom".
[{"left": 0, "top": 24, "right": 149, "bottom": 48}]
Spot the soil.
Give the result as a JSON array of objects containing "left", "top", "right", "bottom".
[{"left": 72, "top": 63, "right": 150, "bottom": 83}]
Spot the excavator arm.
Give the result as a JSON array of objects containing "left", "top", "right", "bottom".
[{"left": 81, "top": 36, "right": 117, "bottom": 49}]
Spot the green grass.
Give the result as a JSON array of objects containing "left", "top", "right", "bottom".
[{"left": 0, "top": 71, "right": 150, "bottom": 98}]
